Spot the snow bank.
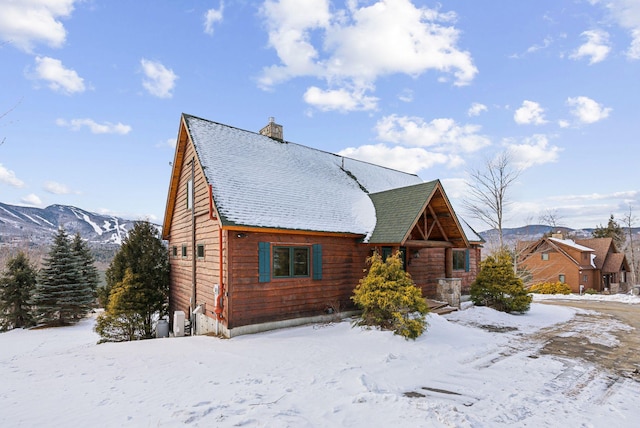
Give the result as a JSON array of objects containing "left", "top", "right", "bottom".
[{"left": 1, "top": 303, "right": 638, "bottom": 427}]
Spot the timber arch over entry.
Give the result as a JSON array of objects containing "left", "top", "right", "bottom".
[{"left": 367, "top": 180, "right": 469, "bottom": 249}]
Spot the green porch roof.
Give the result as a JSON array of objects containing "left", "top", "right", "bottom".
[{"left": 367, "top": 181, "right": 438, "bottom": 244}]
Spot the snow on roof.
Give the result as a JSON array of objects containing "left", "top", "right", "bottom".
[
  {"left": 185, "top": 115, "right": 422, "bottom": 235},
  {"left": 460, "top": 218, "right": 484, "bottom": 243},
  {"left": 549, "top": 237, "right": 594, "bottom": 252}
]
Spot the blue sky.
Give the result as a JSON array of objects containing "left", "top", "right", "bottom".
[{"left": 1, "top": 0, "right": 639, "bottom": 232}]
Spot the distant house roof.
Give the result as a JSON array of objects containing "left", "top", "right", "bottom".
[
  {"left": 602, "top": 252, "right": 626, "bottom": 274},
  {"left": 575, "top": 237, "right": 628, "bottom": 273},
  {"left": 549, "top": 237, "right": 594, "bottom": 252},
  {"left": 164, "top": 114, "right": 472, "bottom": 243}
]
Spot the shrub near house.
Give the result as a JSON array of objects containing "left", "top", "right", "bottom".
[
  {"left": 352, "top": 252, "right": 429, "bottom": 340},
  {"left": 471, "top": 250, "right": 532, "bottom": 313},
  {"left": 529, "top": 281, "right": 571, "bottom": 295}
]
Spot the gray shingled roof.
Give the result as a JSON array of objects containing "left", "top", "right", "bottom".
[{"left": 184, "top": 114, "right": 423, "bottom": 237}]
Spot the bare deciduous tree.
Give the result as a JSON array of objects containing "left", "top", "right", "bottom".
[
  {"left": 539, "top": 209, "right": 564, "bottom": 231},
  {"left": 1, "top": 97, "right": 23, "bottom": 146},
  {"left": 463, "top": 151, "right": 521, "bottom": 251},
  {"left": 622, "top": 206, "right": 637, "bottom": 285}
]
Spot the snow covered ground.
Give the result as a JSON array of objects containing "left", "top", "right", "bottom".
[{"left": 1, "top": 295, "right": 639, "bottom": 427}]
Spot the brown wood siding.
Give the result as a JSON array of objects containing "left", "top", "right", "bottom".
[
  {"left": 519, "top": 248, "right": 590, "bottom": 293},
  {"left": 167, "top": 140, "right": 225, "bottom": 324},
  {"left": 406, "top": 248, "right": 444, "bottom": 297},
  {"left": 226, "top": 231, "right": 370, "bottom": 329}
]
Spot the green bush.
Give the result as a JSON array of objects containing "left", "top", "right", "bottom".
[
  {"left": 584, "top": 288, "right": 598, "bottom": 295},
  {"left": 352, "top": 252, "right": 429, "bottom": 339},
  {"left": 471, "top": 250, "right": 532, "bottom": 313},
  {"left": 529, "top": 281, "right": 571, "bottom": 295}
]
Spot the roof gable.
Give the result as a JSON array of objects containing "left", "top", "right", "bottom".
[
  {"left": 367, "top": 180, "right": 469, "bottom": 246},
  {"left": 169, "top": 114, "right": 422, "bottom": 236},
  {"left": 368, "top": 181, "right": 437, "bottom": 244},
  {"left": 519, "top": 236, "right": 590, "bottom": 268},
  {"left": 576, "top": 237, "right": 629, "bottom": 273}
]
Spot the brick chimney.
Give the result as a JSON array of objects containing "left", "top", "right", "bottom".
[{"left": 259, "top": 117, "right": 283, "bottom": 142}]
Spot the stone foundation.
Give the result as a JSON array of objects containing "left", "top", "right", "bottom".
[{"left": 437, "top": 278, "right": 461, "bottom": 308}]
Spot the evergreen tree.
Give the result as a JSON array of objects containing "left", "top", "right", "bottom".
[
  {"left": 470, "top": 250, "right": 532, "bottom": 313},
  {"left": 0, "top": 251, "right": 37, "bottom": 330},
  {"left": 95, "top": 269, "right": 146, "bottom": 342},
  {"left": 32, "top": 227, "right": 94, "bottom": 325},
  {"left": 71, "top": 233, "right": 100, "bottom": 301},
  {"left": 96, "top": 221, "right": 169, "bottom": 341},
  {"left": 352, "top": 252, "right": 429, "bottom": 339},
  {"left": 592, "top": 214, "right": 625, "bottom": 249}
]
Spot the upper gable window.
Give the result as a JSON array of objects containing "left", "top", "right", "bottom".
[
  {"left": 541, "top": 253, "right": 549, "bottom": 261},
  {"left": 187, "top": 178, "right": 193, "bottom": 210}
]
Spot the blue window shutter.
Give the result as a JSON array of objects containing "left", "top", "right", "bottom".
[
  {"left": 312, "top": 244, "right": 322, "bottom": 280},
  {"left": 465, "top": 249, "right": 470, "bottom": 272},
  {"left": 259, "top": 242, "right": 270, "bottom": 282}
]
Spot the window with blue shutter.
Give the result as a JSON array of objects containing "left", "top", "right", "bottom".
[
  {"left": 312, "top": 244, "right": 322, "bottom": 280},
  {"left": 258, "top": 242, "right": 271, "bottom": 282},
  {"left": 453, "top": 250, "right": 465, "bottom": 271},
  {"left": 465, "top": 249, "right": 470, "bottom": 272}
]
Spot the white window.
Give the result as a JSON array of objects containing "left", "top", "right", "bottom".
[{"left": 187, "top": 178, "right": 193, "bottom": 210}]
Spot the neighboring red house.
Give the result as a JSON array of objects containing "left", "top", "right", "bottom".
[
  {"left": 162, "top": 114, "right": 483, "bottom": 337},
  {"left": 518, "top": 234, "right": 629, "bottom": 293}
]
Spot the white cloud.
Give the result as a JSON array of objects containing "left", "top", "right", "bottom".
[
  {"left": 506, "top": 134, "right": 562, "bottom": 169},
  {"left": 569, "top": 29, "right": 611, "bottom": 64},
  {"left": 140, "top": 59, "right": 178, "bottom": 98},
  {"left": 0, "top": 0, "right": 76, "bottom": 52},
  {"left": 552, "top": 190, "right": 639, "bottom": 202},
  {"left": 43, "top": 181, "right": 76, "bottom": 195},
  {"left": 566, "top": 96, "right": 611, "bottom": 124},
  {"left": 56, "top": 118, "right": 132, "bottom": 134},
  {"left": 204, "top": 2, "right": 224, "bottom": 35},
  {"left": 0, "top": 163, "right": 25, "bottom": 188},
  {"left": 527, "top": 36, "right": 553, "bottom": 54},
  {"left": 440, "top": 177, "right": 468, "bottom": 199},
  {"left": 398, "top": 89, "right": 414, "bottom": 103},
  {"left": 259, "top": 0, "right": 477, "bottom": 111},
  {"left": 33, "top": 56, "right": 85, "bottom": 95},
  {"left": 510, "top": 36, "right": 554, "bottom": 59},
  {"left": 338, "top": 143, "right": 461, "bottom": 174},
  {"left": 303, "top": 86, "right": 378, "bottom": 112},
  {"left": 21, "top": 193, "right": 42, "bottom": 207},
  {"left": 514, "top": 100, "right": 547, "bottom": 125},
  {"left": 468, "top": 102, "right": 487, "bottom": 117},
  {"left": 629, "top": 28, "right": 640, "bottom": 59},
  {"left": 375, "top": 114, "right": 491, "bottom": 153},
  {"left": 591, "top": 0, "right": 640, "bottom": 59}
]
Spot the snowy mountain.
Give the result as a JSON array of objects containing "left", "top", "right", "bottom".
[
  {"left": 479, "top": 225, "right": 596, "bottom": 244},
  {"left": 0, "top": 202, "right": 140, "bottom": 246}
]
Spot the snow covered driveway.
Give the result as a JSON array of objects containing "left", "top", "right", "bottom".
[
  {"left": 534, "top": 300, "right": 640, "bottom": 376},
  {"left": 1, "top": 298, "right": 639, "bottom": 427}
]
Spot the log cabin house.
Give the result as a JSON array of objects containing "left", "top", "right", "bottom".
[
  {"left": 518, "top": 234, "right": 630, "bottom": 293},
  {"left": 162, "top": 114, "right": 483, "bottom": 337}
]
